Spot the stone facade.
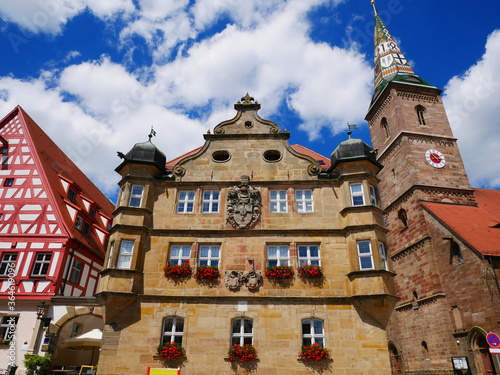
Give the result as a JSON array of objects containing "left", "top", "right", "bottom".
[
  {"left": 366, "top": 62, "right": 500, "bottom": 374},
  {"left": 97, "top": 96, "right": 397, "bottom": 374}
]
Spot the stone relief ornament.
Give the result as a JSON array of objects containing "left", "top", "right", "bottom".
[
  {"left": 225, "top": 270, "right": 244, "bottom": 290},
  {"left": 243, "top": 270, "right": 263, "bottom": 291},
  {"left": 227, "top": 176, "right": 261, "bottom": 229}
]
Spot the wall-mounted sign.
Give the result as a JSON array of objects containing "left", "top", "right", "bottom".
[{"left": 451, "top": 357, "right": 469, "bottom": 370}]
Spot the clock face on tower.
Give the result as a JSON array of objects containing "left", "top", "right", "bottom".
[{"left": 425, "top": 149, "right": 446, "bottom": 168}]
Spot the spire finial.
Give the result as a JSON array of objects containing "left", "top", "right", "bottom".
[
  {"left": 347, "top": 123, "right": 357, "bottom": 139},
  {"left": 371, "top": 0, "right": 378, "bottom": 16},
  {"left": 148, "top": 126, "right": 156, "bottom": 141}
]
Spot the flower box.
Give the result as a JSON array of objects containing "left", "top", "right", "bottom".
[
  {"left": 195, "top": 265, "right": 220, "bottom": 280},
  {"left": 265, "top": 265, "right": 294, "bottom": 279},
  {"left": 298, "top": 265, "right": 323, "bottom": 279},
  {"left": 157, "top": 342, "right": 186, "bottom": 360},
  {"left": 226, "top": 344, "right": 258, "bottom": 362},
  {"left": 299, "top": 343, "right": 331, "bottom": 362},
  {"left": 164, "top": 261, "right": 192, "bottom": 278},
  {"left": 0, "top": 339, "right": 10, "bottom": 345}
]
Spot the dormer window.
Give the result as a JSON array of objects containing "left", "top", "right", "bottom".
[
  {"left": 67, "top": 188, "right": 76, "bottom": 203},
  {"left": 82, "top": 222, "right": 91, "bottom": 236},
  {"left": 89, "top": 207, "right": 96, "bottom": 218},
  {"left": 75, "top": 216, "right": 83, "bottom": 230}
]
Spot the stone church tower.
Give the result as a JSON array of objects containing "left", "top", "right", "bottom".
[{"left": 366, "top": 2, "right": 500, "bottom": 374}]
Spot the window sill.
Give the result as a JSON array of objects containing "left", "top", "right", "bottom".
[
  {"left": 340, "top": 205, "right": 384, "bottom": 216},
  {"left": 347, "top": 269, "right": 396, "bottom": 279}
]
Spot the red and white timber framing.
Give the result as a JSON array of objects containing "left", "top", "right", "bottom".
[{"left": 0, "top": 107, "right": 112, "bottom": 300}]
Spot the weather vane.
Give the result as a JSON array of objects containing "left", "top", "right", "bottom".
[
  {"left": 148, "top": 126, "right": 156, "bottom": 141},
  {"left": 347, "top": 123, "right": 357, "bottom": 138}
]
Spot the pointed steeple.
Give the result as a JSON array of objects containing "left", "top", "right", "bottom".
[
  {"left": 372, "top": 0, "right": 415, "bottom": 88},
  {"left": 369, "top": 1, "right": 439, "bottom": 107}
]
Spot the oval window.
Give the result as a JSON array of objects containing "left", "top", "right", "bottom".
[
  {"left": 263, "top": 150, "right": 281, "bottom": 162},
  {"left": 212, "top": 150, "right": 230, "bottom": 162},
  {"left": 244, "top": 121, "right": 253, "bottom": 128}
]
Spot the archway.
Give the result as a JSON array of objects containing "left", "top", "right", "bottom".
[
  {"left": 388, "top": 341, "right": 403, "bottom": 375},
  {"left": 470, "top": 328, "right": 497, "bottom": 375}
]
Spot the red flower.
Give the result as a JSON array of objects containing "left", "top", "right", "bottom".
[
  {"left": 227, "top": 344, "right": 258, "bottom": 362},
  {"left": 164, "top": 261, "right": 192, "bottom": 278},
  {"left": 265, "top": 265, "right": 294, "bottom": 279},
  {"left": 195, "top": 265, "right": 220, "bottom": 280},
  {"left": 299, "top": 343, "right": 331, "bottom": 362},
  {"left": 157, "top": 342, "right": 186, "bottom": 359},
  {"left": 298, "top": 265, "right": 323, "bottom": 279}
]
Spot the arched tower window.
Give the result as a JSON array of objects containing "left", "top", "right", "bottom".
[
  {"left": 381, "top": 117, "right": 390, "bottom": 138},
  {"left": 398, "top": 209, "right": 408, "bottom": 228},
  {"left": 421, "top": 341, "right": 429, "bottom": 358},
  {"left": 416, "top": 106, "right": 426, "bottom": 125}
]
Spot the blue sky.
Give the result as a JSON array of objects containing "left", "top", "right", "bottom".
[{"left": 0, "top": 0, "right": 499, "bottom": 202}]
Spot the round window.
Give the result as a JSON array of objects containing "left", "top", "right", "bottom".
[
  {"left": 212, "top": 150, "right": 230, "bottom": 162},
  {"left": 263, "top": 150, "right": 281, "bottom": 162}
]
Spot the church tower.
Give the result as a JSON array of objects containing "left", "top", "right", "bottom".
[{"left": 364, "top": 2, "right": 491, "bottom": 374}]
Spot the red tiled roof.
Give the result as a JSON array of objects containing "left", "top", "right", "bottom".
[
  {"left": 17, "top": 107, "right": 115, "bottom": 257},
  {"left": 165, "top": 144, "right": 330, "bottom": 170},
  {"left": 422, "top": 188, "right": 500, "bottom": 256}
]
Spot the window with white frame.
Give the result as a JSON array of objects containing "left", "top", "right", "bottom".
[
  {"left": 177, "top": 191, "right": 195, "bottom": 213},
  {"left": 31, "top": 253, "right": 52, "bottom": 276},
  {"left": 369, "top": 185, "right": 378, "bottom": 206},
  {"left": 199, "top": 245, "right": 220, "bottom": 267},
  {"left": 202, "top": 190, "right": 220, "bottom": 213},
  {"left": 69, "top": 259, "right": 83, "bottom": 284},
  {"left": 161, "top": 317, "right": 184, "bottom": 345},
  {"left": 169, "top": 245, "right": 191, "bottom": 265},
  {"left": 357, "top": 241, "right": 374, "bottom": 270},
  {"left": 0, "top": 316, "right": 18, "bottom": 340},
  {"left": 302, "top": 319, "right": 325, "bottom": 347},
  {"left": 129, "top": 185, "right": 144, "bottom": 208},
  {"left": 295, "top": 189, "right": 313, "bottom": 213},
  {"left": 350, "top": 183, "right": 365, "bottom": 206},
  {"left": 267, "top": 245, "right": 289, "bottom": 267},
  {"left": 231, "top": 318, "right": 253, "bottom": 346},
  {"left": 107, "top": 242, "right": 114, "bottom": 269},
  {"left": 297, "top": 245, "right": 321, "bottom": 267},
  {"left": 0, "top": 253, "right": 17, "bottom": 277},
  {"left": 379, "top": 243, "right": 388, "bottom": 271},
  {"left": 270, "top": 190, "right": 287, "bottom": 213},
  {"left": 117, "top": 240, "right": 134, "bottom": 269}
]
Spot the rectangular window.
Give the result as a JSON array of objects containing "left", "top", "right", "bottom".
[
  {"left": 89, "top": 207, "right": 96, "bottom": 218},
  {"left": 70, "top": 323, "right": 82, "bottom": 338},
  {"left": 82, "top": 222, "right": 91, "bottom": 236},
  {"left": 107, "top": 242, "right": 114, "bottom": 269},
  {"left": 295, "top": 189, "right": 313, "bottom": 213},
  {"left": 350, "top": 183, "right": 365, "bottom": 206},
  {"left": 67, "top": 188, "right": 76, "bottom": 203},
  {"left": 267, "top": 245, "right": 290, "bottom": 267},
  {"left": 32, "top": 253, "right": 52, "bottom": 276},
  {"left": 75, "top": 216, "right": 83, "bottom": 231},
  {"left": 169, "top": 245, "right": 191, "bottom": 265},
  {"left": 162, "top": 317, "right": 184, "bottom": 345},
  {"left": 69, "top": 259, "right": 83, "bottom": 284},
  {"left": 198, "top": 245, "right": 220, "bottom": 267},
  {"left": 4, "top": 178, "right": 14, "bottom": 187},
  {"left": 202, "top": 190, "right": 220, "bottom": 213},
  {"left": 369, "top": 185, "right": 378, "bottom": 206},
  {"left": 0, "top": 253, "right": 17, "bottom": 277},
  {"left": 379, "top": 243, "right": 388, "bottom": 271},
  {"left": 270, "top": 190, "right": 287, "bottom": 213},
  {"left": 297, "top": 245, "right": 321, "bottom": 267},
  {"left": 129, "top": 185, "right": 144, "bottom": 208},
  {"left": 117, "top": 240, "right": 134, "bottom": 269},
  {"left": 0, "top": 316, "right": 18, "bottom": 340},
  {"left": 231, "top": 318, "right": 253, "bottom": 346},
  {"left": 177, "top": 191, "right": 195, "bottom": 213},
  {"left": 0, "top": 147, "right": 7, "bottom": 154},
  {"left": 357, "top": 241, "right": 374, "bottom": 270},
  {"left": 302, "top": 319, "right": 325, "bottom": 347}
]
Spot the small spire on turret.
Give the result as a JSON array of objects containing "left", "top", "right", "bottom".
[
  {"left": 347, "top": 123, "right": 357, "bottom": 139},
  {"left": 371, "top": 0, "right": 378, "bottom": 16},
  {"left": 148, "top": 126, "right": 156, "bottom": 141}
]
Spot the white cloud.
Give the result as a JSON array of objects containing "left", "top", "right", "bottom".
[{"left": 443, "top": 29, "right": 500, "bottom": 189}]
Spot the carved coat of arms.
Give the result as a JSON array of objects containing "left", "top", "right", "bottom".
[{"left": 227, "top": 176, "right": 261, "bottom": 229}]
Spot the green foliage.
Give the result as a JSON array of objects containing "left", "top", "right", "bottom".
[{"left": 23, "top": 354, "right": 52, "bottom": 375}]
